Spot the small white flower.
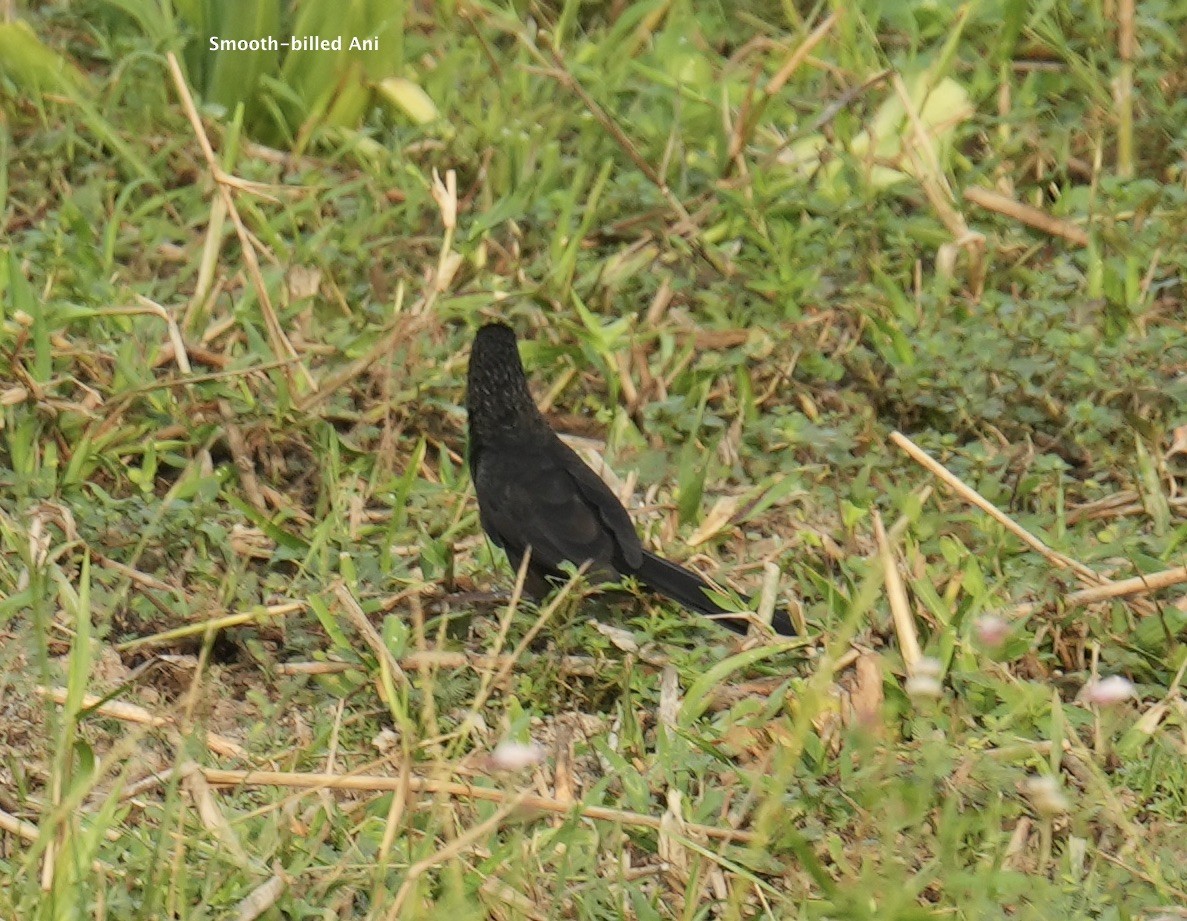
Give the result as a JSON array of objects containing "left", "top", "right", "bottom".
[
  {"left": 1023, "top": 775, "right": 1069, "bottom": 816},
  {"left": 1080, "top": 676, "right": 1137, "bottom": 706},
  {"left": 974, "top": 615, "right": 1010, "bottom": 648},
  {"left": 372, "top": 728, "right": 399, "bottom": 753},
  {"left": 906, "top": 675, "right": 943, "bottom": 698},
  {"left": 906, "top": 657, "right": 943, "bottom": 698},
  {"left": 489, "top": 740, "right": 544, "bottom": 772}
]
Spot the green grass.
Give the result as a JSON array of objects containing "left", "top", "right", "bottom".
[{"left": 2, "top": 0, "right": 1187, "bottom": 918}]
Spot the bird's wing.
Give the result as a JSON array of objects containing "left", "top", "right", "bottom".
[
  {"left": 554, "top": 440, "right": 643, "bottom": 569},
  {"left": 474, "top": 436, "right": 641, "bottom": 578}
]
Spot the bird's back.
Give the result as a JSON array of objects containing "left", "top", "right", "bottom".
[{"left": 472, "top": 427, "right": 635, "bottom": 584}]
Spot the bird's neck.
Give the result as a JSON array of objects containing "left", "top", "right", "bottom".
[{"left": 470, "top": 407, "right": 554, "bottom": 446}]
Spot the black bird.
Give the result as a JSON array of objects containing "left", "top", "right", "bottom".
[{"left": 466, "top": 322, "right": 796, "bottom": 637}]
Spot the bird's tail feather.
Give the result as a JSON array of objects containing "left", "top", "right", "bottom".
[{"left": 635, "top": 551, "right": 796, "bottom": 636}]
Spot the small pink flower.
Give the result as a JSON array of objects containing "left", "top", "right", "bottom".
[{"left": 974, "top": 615, "right": 1010, "bottom": 648}]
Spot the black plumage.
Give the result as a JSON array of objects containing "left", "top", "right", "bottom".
[{"left": 465, "top": 322, "right": 795, "bottom": 637}]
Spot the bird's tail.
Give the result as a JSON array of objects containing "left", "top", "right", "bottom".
[{"left": 635, "top": 551, "right": 796, "bottom": 636}]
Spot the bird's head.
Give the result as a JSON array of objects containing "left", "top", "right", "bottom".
[{"left": 466, "top": 322, "right": 546, "bottom": 442}]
